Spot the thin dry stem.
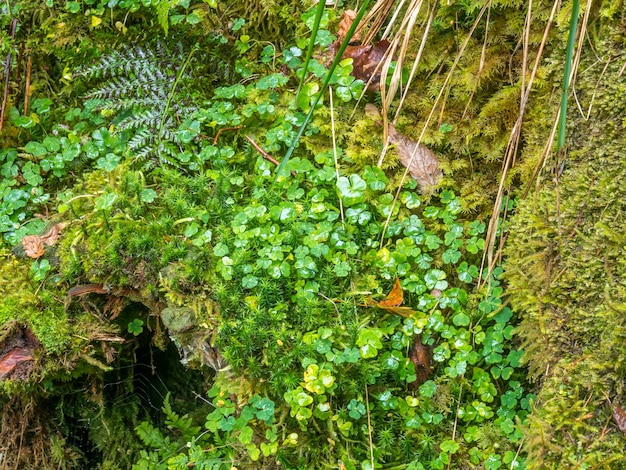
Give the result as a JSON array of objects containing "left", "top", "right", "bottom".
[
  {"left": 212, "top": 125, "right": 242, "bottom": 145},
  {"left": 329, "top": 86, "right": 345, "bottom": 227},
  {"left": 379, "top": 0, "right": 492, "bottom": 248},
  {"left": 244, "top": 134, "right": 280, "bottom": 166},
  {"left": 365, "top": 385, "right": 375, "bottom": 470},
  {"left": 462, "top": 1, "right": 491, "bottom": 120},
  {"left": 378, "top": 0, "right": 425, "bottom": 166},
  {"left": 480, "top": 0, "right": 560, "bottom": 286},
  {"left": 446, "top": 384, "right": 463, "bottom": 470},
  {"left": 393, "top": 1, "right": 437, "bottom": 123},
  {"left": 23, "top": 55, "right": 32, "bottom": 116},
  {"left": 572, "top": 58, "right": 609, "bottom": 121},
  {"left": 525, "top": 0, "right": 589, "bottom": 198},
  {"left": 362, "top": 0, "right": 398, "bottom": 45},
  {"left": 0, "top": 19, "right": 18, "bottom": 133}
]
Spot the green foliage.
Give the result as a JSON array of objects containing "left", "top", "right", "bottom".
[
  {"left": 77, "top": 40, "right": 234, "bottom": 168},
  {"left": 45, "top": 35, "right": 532, "bottom": 463},
  {"left": 5, "top": 0, "right": 624, "bottom": 468},
  {"left": 127, "top": 318, "right": 144, "bottom": 336}
]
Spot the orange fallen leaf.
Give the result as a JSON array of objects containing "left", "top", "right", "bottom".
[
  {"left": 378, "top": 277, "right": 404, "bottom": 307},
  {"left": 369, "top": 278, "right": 417, "bottom": 317},
  {"left": 379, "top": 306, "right": 419, "bottom": 317}
]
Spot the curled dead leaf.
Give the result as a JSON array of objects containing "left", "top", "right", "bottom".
[
  {"left": 21, "top": 235, "right": 45, "bottom": 258},
  {"left": 409, "top": 335, "right": 432, "bottom": 389},
  {"left": 21, "top": 222, "right": 67, "bottom": 259},
  {"left": 0, "top": 325, "right": 40, "bottom": 381},
  {"left": 341, "top": 40, "right": 391, "bottom": 91},
  {"left": 39, "top": 222, "right": 66, "bottom": 246},
  {"left": 336, "top": 10, "right": 361, "bottom": 43},
  {"left": 0, "top": 348, "right": 33, "bottom": 378}
]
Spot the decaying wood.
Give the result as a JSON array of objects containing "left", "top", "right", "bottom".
[
  {"left": 0, "top": 324, "right": 40, "bottom": 381},
  {"left": 66, "top": 283, "right": 164, "bottom": 314},
  {"left": 67, "top": 284, "right": 109, "bottom": 297}
]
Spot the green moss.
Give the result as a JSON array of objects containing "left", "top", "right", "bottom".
[
  {"left": 0, "top": 252, "right": 114, "bottom": 372},
  {"left": 504, "top": 34, "right": 626, "bottom": 468}
]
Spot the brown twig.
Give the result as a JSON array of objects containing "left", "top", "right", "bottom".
[
  {"left": 244, "top": 134, "right": 280, "bottom": 166},
  {"left": 1, "top": 19, "right": 18, "bottom": 133},
  {"left": 67, "top": 284, "right": 109, "bottom": 298},
  {"left": 212, "top": 125, "right": 242, "bottom": 145}
]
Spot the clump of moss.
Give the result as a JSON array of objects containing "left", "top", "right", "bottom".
[{"left": 504, "top": 34, "right": 626, "bottom": 467}]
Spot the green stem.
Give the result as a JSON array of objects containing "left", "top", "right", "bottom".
[
  {"left": 276, "top": 0, "right": 371, "bottom": 179},
  {"left": 557, "top": 0, "right": 580, "bottom": 151},
  {"left": 157, "top": 45, "right": 198, "bottom": 159},
  {"left": 295, "top": 0, "right": 327, "bottom": 101}
]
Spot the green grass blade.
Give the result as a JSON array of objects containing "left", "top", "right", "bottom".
[
  {"left": 276, "top": 0, "right": 371, "bottom": 179},
  {"left": 557, "top": 0, "right": 580, "bottom": 151},
  {"left": 295, "top": 0, "right": 327, "bottom": 101}
]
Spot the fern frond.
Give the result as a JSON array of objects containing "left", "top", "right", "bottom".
[
  {"left": 128, "top": 129, "right": 153, "bottom": 151},
  {"left": 79, "top": 39, "right": 234, "bottom": 168},
  {"left": 119, "top": 110, "right": 164, "bottom": 131}
]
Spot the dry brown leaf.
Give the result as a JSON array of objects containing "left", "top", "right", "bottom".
[
  {"left": 21, "top": 235, "right": 45, "bottom": 258},
  {"left": 0, "top": 348, "right": 33, "bottom": 378},
  {"left": 39, "top": 222, "right": 66, "bottom": 246},
  {"left": 365, "top": 103, "right": 442, "bottom": 191},
  {"left": 613, "top": 403, "right": 626, "bottom": 434},
  {"left": 341, "top": 40, "right": 391, "bottom": 91},
  {"left": 103, "top": 296, "right": 126, "bottom": 320},
  {"left": 388, "top": 123, "right": 442, "bottom": 191},
  {"left": 336, "top": 10, "right": 361, "bottom": 43},
  {"left": 409, "top": 335, "right": 432, "bottom": 389}
]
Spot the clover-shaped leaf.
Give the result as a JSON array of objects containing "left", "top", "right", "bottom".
[{"left": 337, "top": 174, "right": 367, "bottom": 206}]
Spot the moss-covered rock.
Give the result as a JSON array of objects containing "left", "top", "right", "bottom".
[{"left": 505, "top": 36, "right": 626, "bottom": 468}]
